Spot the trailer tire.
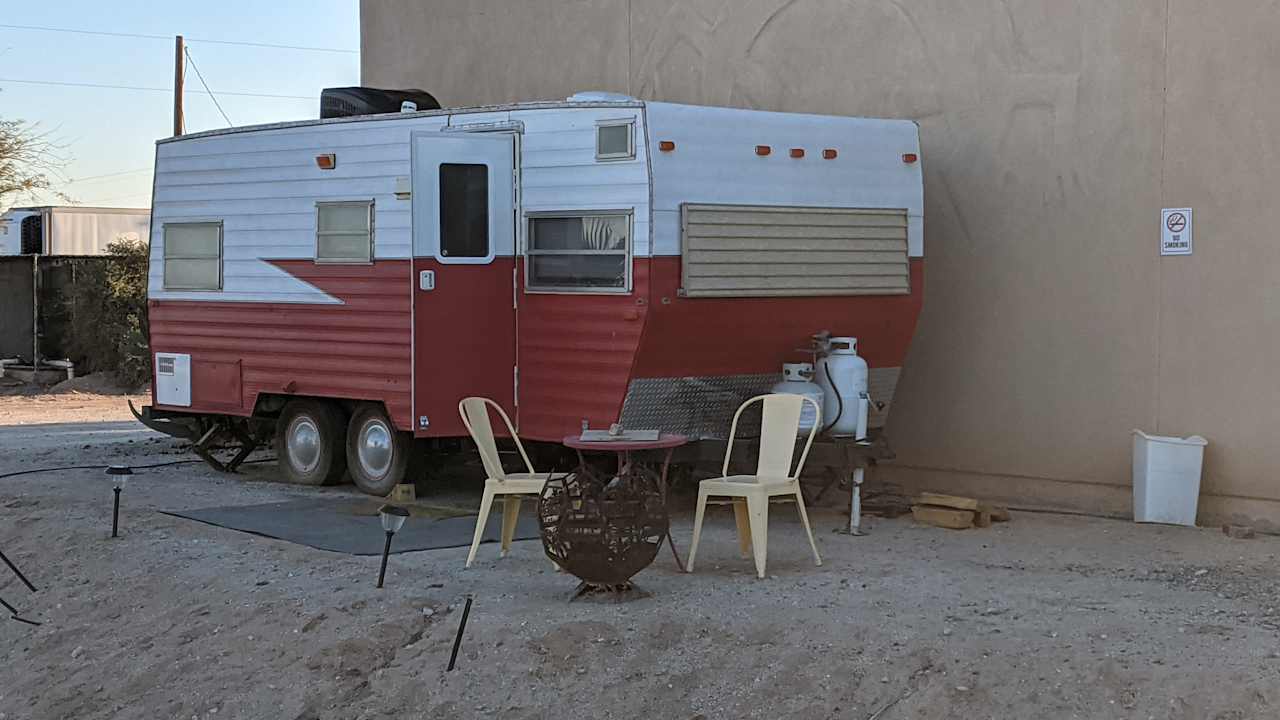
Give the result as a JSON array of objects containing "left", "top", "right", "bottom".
[
  {"left": 274, "top": 400, "right": 347, "bottom": 486},
  {"left": 346, "top": 404, "right": 409, "bottom": 496}
]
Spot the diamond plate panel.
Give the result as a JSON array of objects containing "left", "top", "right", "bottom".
[
  {"left": 618, "top": 374, "right": 778, "bottom": 439},
  {"left": 620, "top": 367, "right": 905, "bottom": 438}
]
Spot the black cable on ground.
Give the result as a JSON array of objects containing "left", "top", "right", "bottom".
[{"left": 0, "top": 456, "right": 276, "bottom": 481}]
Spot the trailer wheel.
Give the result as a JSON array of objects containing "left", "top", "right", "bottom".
[
  {"left": 346, "top": 404, "right": 409, "bottom": 496},
  {"left": 274, "top": 400, "right": 347, "bottom": 486}
]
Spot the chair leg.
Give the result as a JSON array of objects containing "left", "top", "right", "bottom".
[
  {"left": 732, "top": 499, "right": 752, "bottom": 559},
  {"left": 500, "top": 496, "right": 521, "bottom": 557},
  {"left": 686, "top": 487, "right": 709, "bottom": 573},
  {"left": 466, "top": 487, "right": 496, "bottom": 568},
  {"left": 745, "top": 493, "right": 770, "bottom": 579},
  {"left": 794, "top": 490, "right": 822, "bottom": 567}
]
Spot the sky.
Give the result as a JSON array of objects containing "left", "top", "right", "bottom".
[{"left": 1, "top": 1, "right": 361, "bottom": 208}]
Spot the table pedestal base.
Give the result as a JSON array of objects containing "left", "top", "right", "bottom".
[{"left": 570, "top": 581, "right": 652, "bottom": 603}]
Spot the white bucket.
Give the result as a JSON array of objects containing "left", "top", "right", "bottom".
[{"left": 1132, "top": 430, "right": 1207, "bottom": 527}]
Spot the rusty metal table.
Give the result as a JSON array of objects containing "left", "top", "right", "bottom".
[{"left": 562, "top": 433, "right": 689, "bottom": 571}]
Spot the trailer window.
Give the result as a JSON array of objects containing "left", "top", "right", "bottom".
[
  {"left": 596, "top": 120, "right": 634, "bottom": 161},
  {"left": 316, "top": 201, "right": 374, "bottom": 263},
  {"left": 527, "top": 213, "right": 630, "bottom": 291},
  {"left": 163, "top": 222, "right": 222, "bottom": 290},
  {"left": 439, "top": 163, "right": 488, "bottom": 258}
]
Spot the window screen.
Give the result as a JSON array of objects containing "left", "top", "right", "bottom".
[
  {"left": 439, "top": 163, "right": 489, "bottom": 258},
  {"left": 527, "top": 214, "right": 630, "bottom": 291},
  {"left": 596, "top": 122, "right": 634, "bottom": 160},
  {"left": 163, "top": 222, "right": 222, "bottom": 290},
  {"left": 316, "top": 201, "right": 373, "bottom": 263}
]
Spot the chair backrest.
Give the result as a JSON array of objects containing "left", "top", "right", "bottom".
[
  {"left": 457, "top": 397, "right": 535, "bottom": 481},
  {"left": 722, "top": 393, "right": 821, "bottom": 481}
]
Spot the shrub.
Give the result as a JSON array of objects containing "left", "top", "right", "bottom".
[{"left": 59, "top": 237, "right": 150, "bottom": 387}]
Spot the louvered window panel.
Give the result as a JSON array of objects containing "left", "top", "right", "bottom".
[{"left": 680, "top": 204, "right": 910, "bottom": 297}]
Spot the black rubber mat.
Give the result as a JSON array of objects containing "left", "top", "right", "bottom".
[{"left": 161, "top": 499, "right": 541, "bottom": 556}]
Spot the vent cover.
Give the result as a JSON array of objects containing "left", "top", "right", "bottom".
[{"left": 680, "top": 204, "right": 910, "bottom": 297}]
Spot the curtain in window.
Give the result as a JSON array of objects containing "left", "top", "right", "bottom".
[{"left": 583, "top": 216, "right": 623, "bottom": 250}]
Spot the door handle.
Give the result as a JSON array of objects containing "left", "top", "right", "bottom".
[{"left": 419, "top": 270, "right": 435, "bottom": 291}]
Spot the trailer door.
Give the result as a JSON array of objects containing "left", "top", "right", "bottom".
[{"left": 410, "top": 133, "right": 516, "bottom": 437}]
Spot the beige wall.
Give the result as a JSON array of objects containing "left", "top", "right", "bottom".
[{"left": 362, "top": 0, "right": 1280, "bottom": 529}]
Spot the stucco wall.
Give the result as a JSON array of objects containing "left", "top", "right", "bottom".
[{"left": 361, "top": 0, "right": 1280, "bottom": 528}]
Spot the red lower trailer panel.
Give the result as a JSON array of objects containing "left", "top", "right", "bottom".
[
  {"left": 148, "top": 256, "right": 923, "bottom": 443},
  {"left": 148, "top": 259, "right": 413, "bottom": 429}
]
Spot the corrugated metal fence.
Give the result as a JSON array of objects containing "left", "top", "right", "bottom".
[{"left": 0, "top": 255, "right": 129, "bottom": 366}]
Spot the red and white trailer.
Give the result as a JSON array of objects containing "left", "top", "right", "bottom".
[{"left": 138, "top": 92, "right": 924, "bottom": 495}]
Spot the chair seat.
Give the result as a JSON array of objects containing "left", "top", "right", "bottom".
[
  {"left": 700, "top": 475, "right": 800, "bottom": 497},
  {"left": 485, "top": 472, "right": 568, "bottom": 494}
]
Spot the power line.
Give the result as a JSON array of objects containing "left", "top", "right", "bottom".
[
  {"left": 184, "top": 47, "right": 233, "bottom": 127},
  {"left": 0, "top": 77, "right": 313, "bottom": 100},
  {"left": 0, "top": 23, "right": 358, "bottom": 54},
  {"left": 82, "top": 191, "right": 153, "bottom": 205},
  {"left": 66, "top": 167, "right": 152, "bottom": 184}
]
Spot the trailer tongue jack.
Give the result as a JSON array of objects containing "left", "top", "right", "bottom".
[
  {"left": 130, "top": 401, "right": 258, "bottom": 473},
  {"left": 190, "top": 422, "right": 259, "bottom": 473}
]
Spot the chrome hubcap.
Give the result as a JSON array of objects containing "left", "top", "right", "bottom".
[
  {"left": 288, "top": 416, "right": 322, "bottom": 473},
  {"left": 358, "top": 419, "right": 393, "bottom": 478}
]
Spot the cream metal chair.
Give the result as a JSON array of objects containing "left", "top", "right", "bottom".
[
  {"left": 458, "top": 397, "right": 566, "bottom": 568},
  {"left": 686, "top": 393, "right": 823, "bottom": 579}
]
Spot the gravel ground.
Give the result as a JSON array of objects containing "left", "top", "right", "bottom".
[{"left": 2, "top": 397, "right": 1279, "bottom": 719}]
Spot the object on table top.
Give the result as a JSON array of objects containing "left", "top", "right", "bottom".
[{"left": 578, "top": 429, "right": 660, "bottom": 443}]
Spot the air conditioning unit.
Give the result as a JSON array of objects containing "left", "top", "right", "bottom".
[{"left": 320, "top": 87, "right": 441, "bottom": 119}]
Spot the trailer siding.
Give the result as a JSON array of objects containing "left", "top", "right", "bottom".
[
  {"left": 644, "top": 102, "right": 923, "bottom": 259},
  {"left": 508, "top": 106, "right": 653, "bottom": 439},
  {"left": 149, "top": 114, "right": 452, "bottom": 305},
  {"left": 514, "top": 107, "right": 652, "bottom": 256},
  {"left": 149, "top": 259, "right": 413, "bottom": 428}
]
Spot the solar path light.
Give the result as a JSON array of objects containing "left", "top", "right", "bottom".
[
  {"left": 376, "top": 504, "right": 410, "bottom": 589},
  {"left": 107, "top": 465, "right": 132, "bottom": 538}
]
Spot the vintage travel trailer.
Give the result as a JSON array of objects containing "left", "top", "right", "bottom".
[{"left": 138, "top": 92, "right": 924, "bottom": 495}]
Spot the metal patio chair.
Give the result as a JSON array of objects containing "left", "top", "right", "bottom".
[
  {"left": 458, "top": 397, "right": 566, "bottom": 568},
  {"left": 686, "top": 393, "right": 823, "bottom": 578}
]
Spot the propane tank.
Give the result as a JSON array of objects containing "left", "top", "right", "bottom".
[
  {"left": 816, "top": 336, "right": 869, "bottom": 439},
  {"left": 770, "top": 362, "right": 825, "bottom": 436}
]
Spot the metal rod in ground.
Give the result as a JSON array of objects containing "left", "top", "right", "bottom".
[
  {"left": 0, "top": 549, "right": 37, "bottom": 592},
  {"left": 112, "top": 488, "right": 121, "bottom": 538},
  {"left": 447, "top": 595, "right": 474, "bottom": 671},
  {"left": 376, "top": 531, "right": 393, "bottom": 589},
  {"left": 0, "top": 596, "right": 42, "bottom": 627},
  {"left": 0, "top": 595, "right": 38, "bottom": 625}
]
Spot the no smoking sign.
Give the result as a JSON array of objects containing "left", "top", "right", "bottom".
[{"left": 1161, "top": 207, "right": 1193, "bottom": 256}]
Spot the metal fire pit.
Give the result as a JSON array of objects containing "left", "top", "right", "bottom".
[{"left": 538, "top": 461, "right": 669, "bottom": 594}]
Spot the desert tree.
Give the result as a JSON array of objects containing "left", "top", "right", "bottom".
[{"left": 0, "top": 117, "right": 70, "bottom": 213}]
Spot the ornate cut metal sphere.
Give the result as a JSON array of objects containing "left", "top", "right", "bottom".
[{"left": 538, "top": 462, "right": 669, "bottom": 587}]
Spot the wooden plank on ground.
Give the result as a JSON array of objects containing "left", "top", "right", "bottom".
[
  {"left": 911, "top": 505, "right": 975, "bottom": 530},
  {"left": 917, "top": 492, "right": 979, "bottom": 511}
]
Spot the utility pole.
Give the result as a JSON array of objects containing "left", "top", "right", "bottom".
[{"left": 173, "top": 35, "right": 185, "bottom": 137}]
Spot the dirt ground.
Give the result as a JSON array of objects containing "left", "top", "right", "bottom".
[
  {"left": 1, "top": 394, "right": 1279, "bottom": 719},
  {"left": 0, "top": 373, "right": 148, "bottom": 426}
]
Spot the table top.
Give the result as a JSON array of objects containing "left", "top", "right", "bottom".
[{"left": 562, "top": 432, "right": 689, "bottom": 451}]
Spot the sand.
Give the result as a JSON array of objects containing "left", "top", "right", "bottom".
[{"left": 1, "top": 399, "right": 1278, "bottom": 719}]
